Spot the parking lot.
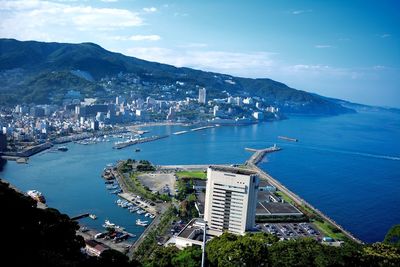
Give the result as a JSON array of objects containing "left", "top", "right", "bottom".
[{"left": 259, "top": 222, "right": 322, "bottom": 240}]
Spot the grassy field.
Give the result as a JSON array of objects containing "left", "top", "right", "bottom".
[
  {"left": 313, "top": 220, "right": 348, "bottom": 241},
  {"left": 175, "top": 170, "right": 207, "bottom": 179},
  {"left": 276, "top": 191, "right": 295, "bottom": 204}
]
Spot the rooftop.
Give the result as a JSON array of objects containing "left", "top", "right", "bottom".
[{"left": 208, "top": 165, "right": 257, "bottom": 176}]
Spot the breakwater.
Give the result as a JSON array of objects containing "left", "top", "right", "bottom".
[{"left": 113, "top": 135, "right": 169, "bottom": 149}]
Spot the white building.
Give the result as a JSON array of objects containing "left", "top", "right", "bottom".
[
  {"left": 234, "top": 96, "right": 242, "bottom": 106},
  {"left": 116, "top": 95, "right": 125, "bottom": 105},
  {"left": 253, "top": 112, "right": 264, "bottom": 120},
  {"left": 204, "top": 166, "right": 259, "bottom": 236},
  {"left": 198, "top": 88, "right": 207, "bottom": 104},
  {"left": 243, "top": 97, "right": 254, "bottom": 105},
  {"left": 213, "top": 106, "right": 222, "bottom": 117}
]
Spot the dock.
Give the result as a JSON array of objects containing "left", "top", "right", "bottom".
[
  {"left": 113, "top": 135, "right": 169, "bottom": 149},
  {"left": 172, "top": 125, "right": 215, "bottom": 135}
]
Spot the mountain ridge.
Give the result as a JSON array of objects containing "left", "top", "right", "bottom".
[{"left": 0, "top": 38, "right": 354, "bottom": 115}]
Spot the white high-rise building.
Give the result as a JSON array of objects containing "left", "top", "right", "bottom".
[
  {"left": 204, "top": 166, "right": 259, "bottom": 236},
  {"left": 198, "top": 88, "right": 207, "bottom": 104}
]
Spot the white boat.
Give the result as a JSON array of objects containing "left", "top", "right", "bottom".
[
  {"left": 136, "top": 209, "right": 146, "bottom": 214},
  {"left": 102, "top": 220, "right": 125, "bottom": 231},
  {"left": 136, "top": 219, "right": 148, "bottom": 227},
  {"left": 89, "top": 214, "right": 97, "bottom": 220},
  {"left": 104, "top": 220, "right": 115, "bottom": 227}
]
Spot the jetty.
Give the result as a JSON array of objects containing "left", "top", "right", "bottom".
[
  {"left": 71, "top": 213, "right": 90, "bottom": 220},
  {"left": 245, "top": 147, "right": 363, "bottom": 244},
  {"left": 278, "top": 136, "right": 298, "bottom": 142},
  {"left": 245, "top": 145, "right": 281, "bottom": 165},
  {"left": 113, "top": 135, "right": 169, "bottom": 149},
  {"left": 172, "top": 125, "right": 215, "bottom": 135}
]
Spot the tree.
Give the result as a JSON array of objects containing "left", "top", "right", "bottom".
[
  {"left": 361, "top": 243, "right": 400, "bottom": 267},
  {"left": 206, "top": 232, "right": 278, "bottom": 267},
  {"left": 98, "top": 250, "right": 130, "bottom": 267},
  {"left": 172, "top": 246, "right": 202, "bottom": 267},
  {"left": 384, "top": 225, "right": 400, "bottom": 248},
  {"left": 0, "top": 179, "right": 85, "bottom": 266}
]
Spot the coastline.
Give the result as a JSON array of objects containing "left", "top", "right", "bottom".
[{"left": 245, "top": 147, "right": 363, "bottom": 244}]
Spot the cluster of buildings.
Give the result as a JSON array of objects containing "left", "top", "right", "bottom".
[
  {"left": 169, "top": 165, "right": 311, "bottom": 249},
  {"left": 0, "top": 82, "right": 281, "bottom": 153}
]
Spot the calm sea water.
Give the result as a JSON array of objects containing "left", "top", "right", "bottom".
[{"left": 1, "top": 110, "right": 399, "bottom": 243}]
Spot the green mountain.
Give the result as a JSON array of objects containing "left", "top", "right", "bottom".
[{"left": 0, "top": 38, "right": 353, "bottom": 115}]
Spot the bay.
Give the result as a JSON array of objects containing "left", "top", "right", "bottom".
[{"left": 1, "top": 110, "right": 399, "bottom": 243}]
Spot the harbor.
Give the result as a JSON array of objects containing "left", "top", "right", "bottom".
[{"left": 1, "top": 112, "right": 399, "bottom": 245}]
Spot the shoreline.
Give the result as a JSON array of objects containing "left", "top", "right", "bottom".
[{"left": 245, "top": 147, "right": 363, "bottom": 244}]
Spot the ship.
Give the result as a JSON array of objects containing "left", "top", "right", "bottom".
[
  {"left": 57, "top": 146, "right": 68, "bottom": 151},
  {"left": 278, "top": 136, "right": 298, "bottom": 142},
  {"left": 135, "top": 148, "right": 141, "bottom": 152},
  {"left": 27, "top": 190, "right": 46, "bottom": 203},
  {"left": 89, "top": 214, "right": 97, "bottom": 220}
]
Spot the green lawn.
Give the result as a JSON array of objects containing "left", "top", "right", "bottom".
[
  {"left": 275, "top": 191, "right": 294, "bottom": 204},
  {"left": 313, "top": 221, "right": 348, "bottom": 241},
  {"left": 176, "top": 170, "right": 207, "bottom": 179}
]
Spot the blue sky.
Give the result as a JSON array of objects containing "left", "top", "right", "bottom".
[{"left": 1, "top": 0, "right": 399, "bottom": 107}]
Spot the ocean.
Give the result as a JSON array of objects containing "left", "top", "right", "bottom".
[{"left": 1, "top": 110, "right": 399, "bottom": 243}]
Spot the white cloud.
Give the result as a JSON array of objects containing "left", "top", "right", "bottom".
[
  {"left": 178, "top": 43, "right": 208, "bottom": 48},
  {"left": 129, "top": 35, "right": 160, "bottom": 41},
  {"left": 315, "top": 44, "right": 333, "bottom": 49},
  {"left": 380, "top": 33, "right": 391, "bottom": 38},
  {"left": 285, "top": 64, "right": 363, "bottom": 79},
  {"left": 291, "top": 9, "right": 312, "bottom": 15},
  {"left": 173, "top": 12, "right": 188, "bottom": 17},
  {"left": 125, "top": 47, "right": 276, "bottom": 76},
  {"left": 143, "top": 7, "right": 157, "bottom": 13},
  {"left": 0, "top": 0, "right": 143, "bottom": 41},
  {"left": 111, "top": 35, "right": 161, "bottom": 41}
]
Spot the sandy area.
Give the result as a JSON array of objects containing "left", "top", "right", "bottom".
[{"left": 137, "top": 173, "right": 176, "bottom": 194}]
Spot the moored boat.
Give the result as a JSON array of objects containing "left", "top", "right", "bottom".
[{"left": 136, "top": 219, "right": 148, "bottom": 227}]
